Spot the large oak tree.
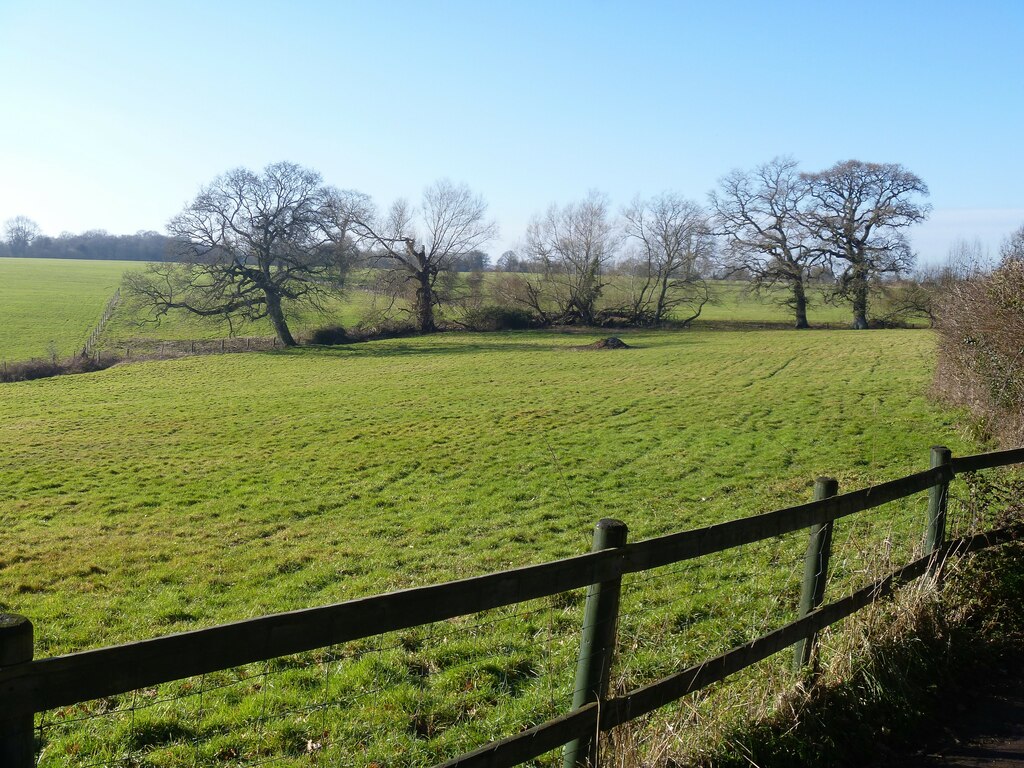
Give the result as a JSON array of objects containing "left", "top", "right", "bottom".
[
  {"left": 802, "top": 160, "right": 930, "bottom": 329},
  {"left": 126, "top": 162, "right": 362, "bottom": 346},
  {"left": 710, "top": 157, "right": 824, "bottom": 329}
]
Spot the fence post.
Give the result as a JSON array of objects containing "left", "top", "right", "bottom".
[
  {"left": 793, "top": 477, "right": 838, "bottom": 674},
  {"left": 563, "top": 518, "right": 627, "bottom": 768},
  {"left": 0, "top": 614, "right": 34, "bottom": 768},
  {"left": 925, "top": 445, "right": 952, "bottom": 572}
]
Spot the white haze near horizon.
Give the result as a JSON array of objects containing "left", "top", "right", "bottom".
[{"left": 913, "top": 208, "right": 1024, "bottom": 266}]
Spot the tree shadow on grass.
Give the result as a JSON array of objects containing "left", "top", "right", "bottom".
[{"left": 296, "top": 332, "right": 691, "bottom": 359}]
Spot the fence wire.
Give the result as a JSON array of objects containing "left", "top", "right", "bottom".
[
  {"left": 34, "top": 590, "right": 585, "bottom": 768},
  {"left": 29, "top": 470, "right": 1018, "bottom": 768}
]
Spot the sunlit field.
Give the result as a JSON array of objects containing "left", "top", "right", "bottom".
[
  {"left": 0, "top": 258, "right": 132, "bottom": 360},
  {"left": 0, "top": 257, "right": 904, "bottom": 365},
  {"left": 0, "top": 327, "right": 971, "bottom": 765}
]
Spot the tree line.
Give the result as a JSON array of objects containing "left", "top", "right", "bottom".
[
  {"left": 7, "top": 157, "right": 933, "bottom": 346},
  {"left": 0, "top": 219, "right": 173, "bottom": 262}
]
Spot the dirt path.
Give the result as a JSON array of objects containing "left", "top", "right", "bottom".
[{"left": 877, "top": 649, "right": 1024, "bottom": 767}]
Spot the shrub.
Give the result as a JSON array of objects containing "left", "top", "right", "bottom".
[
  {"left": 0, "top": 354, "right": 116, "bottom": 383},
  {"left": 309, "top": 325, "right": 351, "bottom": 345},
  {"left": 936, "top": 245, "right": 1024, "bottom": 445},
  {"left": 461, "top": 305, "right": 537, "bottom": 331},
  {"left": 349, "top": 318, "right": 419, "bottom": 341}
]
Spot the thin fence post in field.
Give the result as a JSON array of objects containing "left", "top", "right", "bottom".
[
  {"left": 793, "top": 477, "right": 838, "bottom": 674},
  {"left": 0, "top": 614, "right": 34, "bottom": 768},
  {"left": 563, "top": 518, "right": 628, "bottom": 768},
  {"left": 925, "top": 445, "right": 953, "bottom": 575}
]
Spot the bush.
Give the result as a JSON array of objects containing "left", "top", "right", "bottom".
[
  {"left": 936, "top": 251, "right": 1024, "bottom": 445},
  {"left": 461, "top": 305, "right": 537, "bottom": 331},
  {"left": 349, "top": 318, "right": 420, "bottom": 341},
  {"left": 309, "top": 325, "right": 351, "bottom": 345},
  {"left": 0, "top": 354, "right": 116, "bottom": 383}
]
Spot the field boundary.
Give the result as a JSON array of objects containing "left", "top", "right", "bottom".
[
  {"left": 1, "top": 446, "right": 1022, "bottom": 766},
  {"left": 80, "top": 289, "right": 120, "bottom": 357}
]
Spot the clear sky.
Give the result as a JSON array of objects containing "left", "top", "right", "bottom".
[{"left": 1, "top": 0, "right": 1022, "bottom": 264}]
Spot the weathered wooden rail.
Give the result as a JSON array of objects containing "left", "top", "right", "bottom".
[{"left": 1, "top": 446, "right": 1022, "bottom": 767}]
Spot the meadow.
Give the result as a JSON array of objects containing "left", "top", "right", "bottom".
[
  {"left": 0, "top": 258, "right": 130, "bottom": 361},
  {"left": 0, "top": 255, "right": 865, "bottom": 365},
  {"left": 0, "top": 315, "right": 974, "bottom": 764}
]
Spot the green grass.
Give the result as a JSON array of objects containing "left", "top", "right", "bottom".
[
  {"left": 0, "top": 258, "right": 137, "bottom": 360},
  {"left": 103, "top": 286, "right": 379, "bottom": 345},
  {"left": 0, "top": 327, "right": 976, "bottom": 765},
  {"left": 0, "top": 256, "right": 907, "bottom": 365},
  {"left": 696, "top": 281, "right": 855, "bottom": 325}
]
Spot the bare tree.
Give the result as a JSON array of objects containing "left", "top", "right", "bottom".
[
  {"left": 802, "top": 160, "right": 930, "bottom": 329},
  {"left": 1001, "top": 223, "right": 1024, "bottom": 263},
  {"left": 620, "top": 193, "right": 713, "bottom": 325},
  {"left": 943, "top": 237, "right": 991, "bottom": 278},
  {"left": 3, "top": 216, "right": 41, "bottom": 255},
  {"left": 125, "top": 162, "right": 360, "bottom": 346},
  {"left": 710, "top": 157, "right": 825, "bottom": 328},
  {"left": 521, "top": 191, "right": 619, "bottom": 325},
  {"left": 353, "top": 180, "right": 496, "bottom": 333}
]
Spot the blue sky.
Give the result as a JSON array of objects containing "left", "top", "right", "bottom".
[{"left": 1, "top": 0, "right": 1022, "bottom": 263}]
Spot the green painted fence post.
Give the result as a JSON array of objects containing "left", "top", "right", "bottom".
[
  {"left": 925, "top": 446, "right": 952, "bottom": 574},
  {"left": 793, "top": 477, "right": 838, "bottom": 674},
  {"left": 0, "top": 614, "right": 34, "bottom": 768},
  {"left": 563, "top": 518, "right": 628, "bottom": 768}
]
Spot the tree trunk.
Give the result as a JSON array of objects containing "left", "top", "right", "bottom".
[
  {"left": 851, "top": 275, "right": 869, "bottom": 329},
  {"left": 654, "top": 275, "right": 671, "bottom": 325},
  {"left": 265, "top": 291, "right": 297, "bottom": 346},
  {"left": 845, "top": 259, "right": 869, "bottom": 329},
  {"left": 792, "top": 278, "right": 810, "bottom": 329},
  {"left": 415, "top": 271, "right": 436, "bottom": 333}
]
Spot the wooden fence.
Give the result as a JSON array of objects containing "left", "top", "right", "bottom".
[{"left": 1, "top": 446, "right": 1022, "bottom": 767}]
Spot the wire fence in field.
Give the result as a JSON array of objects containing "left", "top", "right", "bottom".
[
  {"left": 7, "top": 449, "right": 1022, "bottom": 768},
  {"left": 33, "top": 591, "right": 588, "bottom": 768},
  {"left": 29, "top": 495, "right": 932, "bottom": 767},
  {"left": 81, "top": 289, "right": 121, "bottom": 357},
  {"left": 88, "top": 335, "right": 300, "bottom": 361}
]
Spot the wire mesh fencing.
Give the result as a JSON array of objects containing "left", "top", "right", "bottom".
[{"left": 34, "top": 591, "right": 588, "bottom": 767}]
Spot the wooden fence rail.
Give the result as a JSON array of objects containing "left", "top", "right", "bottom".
[{"left": 1, "top": 446, "right": 1023, "bottom": 767}]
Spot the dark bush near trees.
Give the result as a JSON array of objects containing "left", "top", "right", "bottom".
[
  {"left": 936, "top": 227, "right": 1024, "bottom": 444},
  {"left": 309, "top": 326, "right": 351, "bottom": 345},
  {"left": 0, "top": 354, "right": 117, "bottom": 383},
  {"left": 461, "top": 305, "right": 537, "bottom": 331}
]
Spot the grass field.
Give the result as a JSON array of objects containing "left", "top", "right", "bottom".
[
  {"left": 0, "top": 258, "right": 135, "bottom": 361},
  {"left": 695, "top": 280, "right": 854, "bottom": 325},
  {"left": 0, "top": 257, "right": 887, "bottom": 364},
  {"left": 0, "top": 324, "right": 974, "bottom": 765}
]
